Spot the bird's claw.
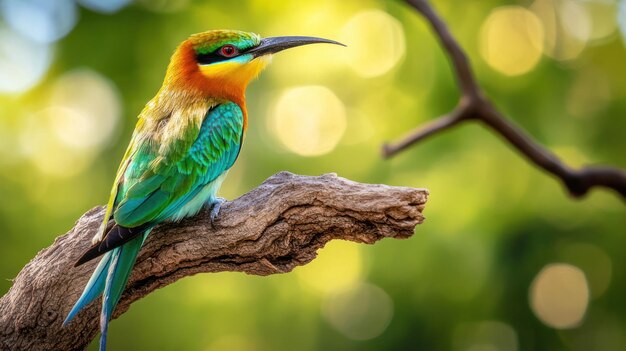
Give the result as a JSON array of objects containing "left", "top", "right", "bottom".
[
  {"left": 208, "top": 197, "right": 226, "bottom": 227},
  {"left": 91, "top": 232, "right": 104, "bottom": 245},
  {"left": 91, "top": 219, "right": 115, "bottom": 244}
]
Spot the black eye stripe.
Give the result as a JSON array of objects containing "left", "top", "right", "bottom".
[
  {"left": 196, "top": 45, "right": 243, "bottom": 65},
  {"left": 196, "top": 51, "right": 228, "bottom": 65}
]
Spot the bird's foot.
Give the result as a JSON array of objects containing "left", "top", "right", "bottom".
[
  {"left": 91, "top": 219, "right": 115, "bottom": 244},
  {"left": 91, "top": 232, "right": 104, "bottom": 245},
  {"left": 207, "top": 197, "right": 226, "bottom": 228}
]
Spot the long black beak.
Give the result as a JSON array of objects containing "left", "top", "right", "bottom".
[{"left": 246, "top": 36, "right": 345, "bottom": 57}]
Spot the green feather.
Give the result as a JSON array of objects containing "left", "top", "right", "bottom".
[{"left": 112, "top": 102, "right": 243, "bottom": 227}]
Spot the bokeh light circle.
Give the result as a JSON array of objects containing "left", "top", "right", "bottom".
[
  {"left": 559, "top": 243, "right": 612, "bottom": 299},
  {"left": 529, "top": 263, "right": 589, "bottom": 329},
  {"left": 583, "top": 0, "right": 617, "bottom": 41},
  {"left": 297, "top": 240, "right": 363, "bottom": 295},
  {"left": 15, "top": 69, "right": 122, "bottom": 178},
  {"left": 340, "top": 9, "right": 406, "bottom": 78},
  {"left": 1, "top": 0, "right": 78, "bottom": 44},
  {"left": 18, "top": 109, "right": 95, "bottom": 178},
  {"left": 479, "top": 6, "right": 544, "bottom": 76},
  {"left": 0, "top": 27, "right": 52, "bottom": 93},
  {"left": 531, "top": 0, "right": 591, "bottom": 61},
  {"left": 322, "top": 283, "right": 393, "bottom": 340},
  {"left": 270, "top": 85, "right": 346, "bottom": 157},
  {"left": 619, "top": 0, "right": 626, "bottom": 44},
  {"left": 48, "top": 69, "right": 122, "bottom": 149}
]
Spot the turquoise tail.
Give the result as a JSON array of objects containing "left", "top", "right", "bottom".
[
  {"left": 99, "top": 230, "right": 150, "bottom": 351},
  {"left": 64, "top": 252, "right": 113, "bottom": 325},
  {"left": 64, "top": 229, "right": 150, "bottom": 351}
]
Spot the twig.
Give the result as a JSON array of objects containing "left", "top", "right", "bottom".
[
  {"left": 0, "top": 172, "right": 428, "bottom": 350},
  {"left": 383, "top": 0, "right": 626, "bottom": 199}
]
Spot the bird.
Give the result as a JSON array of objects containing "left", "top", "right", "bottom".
[{"left": 63, "top": 29, "right": 343, "bottom": 350}]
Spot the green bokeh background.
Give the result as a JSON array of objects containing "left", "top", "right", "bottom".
[{"left": 1, "top": 0, "right": 625, "bottom": 350}]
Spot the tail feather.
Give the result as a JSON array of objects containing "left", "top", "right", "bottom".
[
  {"left": 64, "top": 252, "right": 113, "bottom": 326},
  {"left": 99, "top": 230, "right": 150, "bottom": 351},
  {"left": 65, "top": 229, "right": 150, "bottom": 351},
  {"left": 74, "top": 223, "right": 151, "bottom": 267}
]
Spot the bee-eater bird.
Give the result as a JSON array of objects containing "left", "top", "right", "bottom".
[{"left": 63, "top": 30, "right": 343, "bottom": 350}]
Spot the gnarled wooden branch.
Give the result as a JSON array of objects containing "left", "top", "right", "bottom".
[
  {"left": 0, "top": 172, "right": 428, "bottom": 351},
  {"left": 383, "top": 0, "right": 626, "bottom": 200}
]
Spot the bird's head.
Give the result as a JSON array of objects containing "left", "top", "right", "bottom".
[{"left": 165, "top": 30, "right": 343, "bottom": 102}]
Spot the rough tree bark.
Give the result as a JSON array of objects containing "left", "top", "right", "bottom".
[{"left": 0, "top": 172, "right": 428, "bottom": 351}]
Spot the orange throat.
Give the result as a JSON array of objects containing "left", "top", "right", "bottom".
[{"left": 163, "top": 41, "right": 271, "bottom": 129}]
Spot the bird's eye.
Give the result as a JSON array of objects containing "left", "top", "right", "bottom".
[{"left": 219, "top": 45, "right": 238, "bottom": 57}]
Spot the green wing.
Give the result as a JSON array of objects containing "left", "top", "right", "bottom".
[
  {"left": 94, "top": 117, "right": 145, "bottom": 241},
  {"left": 112, "top": 102, "right": 244, "bottom": 228}
]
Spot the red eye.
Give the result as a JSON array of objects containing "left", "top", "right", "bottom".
[{"left": 219, "top": 44, "right": 238, "bottom": 57}]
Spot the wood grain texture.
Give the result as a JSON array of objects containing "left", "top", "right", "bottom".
[{"left": 0, "top": 172, "right": 428, "bottom": 351}]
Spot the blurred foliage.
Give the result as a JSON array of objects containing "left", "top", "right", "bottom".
[{"left": 1, "top": 0, "right": 625, "bottom": 350}]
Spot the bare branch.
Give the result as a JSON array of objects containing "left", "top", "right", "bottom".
[
  {"left": 383, "top": 105, "right": 471, "bottom": 157},
  {"left": 385, "top": 0, "right": 626, "bottom": 199},
  {"left": 0, "top": 172, "right": 428, "bottom": 351},
  {"left": 406, "top": 0, "right": 480, "bottom": 98}
]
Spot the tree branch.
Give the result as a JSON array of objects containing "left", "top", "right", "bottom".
[
  {"left": 0, "top": 172, "right": 428, "bottom": 351},
  {"left": 405, "top": 0, "right": 480, "bottom": 98},
  {"left": 382, "top": 105, "right": 471, "bottom": 156},
  {"left": 383, "top": 0, "right": 626, "bottom": 200}
]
